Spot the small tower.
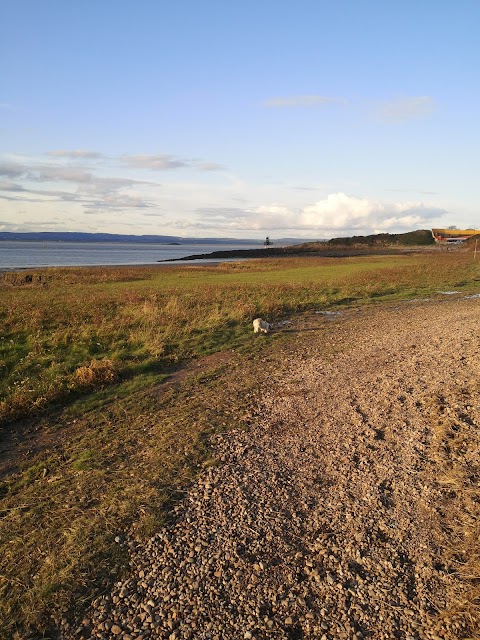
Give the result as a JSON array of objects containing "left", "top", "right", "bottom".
[{"left": 264, "top": 236, "right": 271, "bottom": 249}]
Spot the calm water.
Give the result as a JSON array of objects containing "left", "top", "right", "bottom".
[{"left": 0, "top": 241, "right": 261, "bottom": 269}]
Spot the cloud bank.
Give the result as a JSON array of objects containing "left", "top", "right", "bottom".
[
  {"left": 124, "top": 154, "right": 188, "bottom": 170},
  {"left": 123, "top": 155, "right": 225, "bottom": 171},
  {"left": 0, "top": 157, "right": 157, "bottom": 212},
  {"left": 47, "top": 150, "right": 104, "bottom": 158},
  {"left": 0, "top": 149, "right": 447, "bottom": 237},
  {"left": 180, "top": 193, "right": 446, "bottom": 236}
]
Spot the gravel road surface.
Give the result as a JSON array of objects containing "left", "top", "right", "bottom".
[{"left": 65, "top": 297, "right": 479, "bottom": 640}]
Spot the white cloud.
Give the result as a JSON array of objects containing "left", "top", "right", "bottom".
[
  {"left": 0, "top": 156, "right": 158, "bottom": 214},
  {"left": 263, "top": 95, "right": 347, "bottom": 108},
  {"left": 47, "top": 149, "right": 104, "bottom": 158},
  {"left": 123, "top": 155, "right": 226, "bottom": 172},
  {"left": 188, "top": 193, "right": 445, "bottom": 236},
  {"left": 302, "top": 193, "right": 442, "bottom": 233},
  {"left": 124, "top": 154, "right": 188, "bottom": 170},
  {"left": 375, "top": 96, "right": 435, "bottom": 122},
  {"left": 302, "top": 193, "right": 372, "bottom": 228},
  {"left": 83, "top": 193, "right": 154, "bottom": 212}
]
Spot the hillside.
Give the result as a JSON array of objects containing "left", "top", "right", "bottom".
[
  {"left": 168, "top": 230, "right": 436, "bottom": 262},
  {"left": 0, "top": 231, "right": 264, "bottom": 245},
  {"left": 327, "top": 229, "right": 435, "bottom": 246}
]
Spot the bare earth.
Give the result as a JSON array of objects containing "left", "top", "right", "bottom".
[{"left": 66, "top": 297, "right": 479, "bottom": 640}]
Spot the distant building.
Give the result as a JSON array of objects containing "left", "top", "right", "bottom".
[
  {"left": 431, "top": 228, "right": 480, "bottom": 244},
  {"left": 264, "top": 236, "right": 272, "bottom": 249}
]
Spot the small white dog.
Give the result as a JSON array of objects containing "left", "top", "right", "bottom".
[{"left": 253, "top": 318, "right": 271, "bottom": 334}]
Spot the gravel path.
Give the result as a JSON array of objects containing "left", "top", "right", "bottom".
[{"left": 65, "top": 297, "right": 479, "bottom": 640}]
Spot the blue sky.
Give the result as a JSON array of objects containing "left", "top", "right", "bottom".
[{"left": 1, "top": 0, "right": 479, "bottom": 239}]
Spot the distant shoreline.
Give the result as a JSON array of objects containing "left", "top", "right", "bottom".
[
  {"left": 0, "top": 231, "right": 304, "bottom": 245},
  {"left": 161, "top": 246, "right": 413, "bottom": 262}
]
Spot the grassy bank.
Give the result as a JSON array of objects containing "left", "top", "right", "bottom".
[
  {"left": 1, "top": 253, "right": 478, "bottom": 425},
  {"left": 0, "top": 252, "right": 479, "bottom": 638}
]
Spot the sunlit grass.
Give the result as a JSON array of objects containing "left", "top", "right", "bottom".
[{"left": 0, "top": 253, "right": 478, "bottom": 424}]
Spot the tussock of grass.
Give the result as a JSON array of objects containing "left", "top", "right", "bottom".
[{"left": 70, "top": 358, "right": 117, "bottom": 389}]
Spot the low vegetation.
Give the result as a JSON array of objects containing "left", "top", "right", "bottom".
[
  {"left": 0, "top": 251, "right": 478, "bottom": 637},
  {"left": 327, "top": 228, "right": 435, "bottom": 246},
  {"left": 1, "top": 252, "right": 477, "bottom": 425}
]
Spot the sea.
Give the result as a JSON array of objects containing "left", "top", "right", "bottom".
[{"left": 0, "top": 241, "right": 261, "bottom": 270}]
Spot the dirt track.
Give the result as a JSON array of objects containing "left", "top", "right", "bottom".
[{"left": 67, "top": 296, "right": 479, "bottom": 640}]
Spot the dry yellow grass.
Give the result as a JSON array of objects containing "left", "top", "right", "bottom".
[{"left": 70, "top": 359, "right": 117, "bottom": 389}]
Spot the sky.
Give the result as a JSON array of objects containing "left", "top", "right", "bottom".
[{"left": 1, "top": 0, "right": 479, "bottom": 240}]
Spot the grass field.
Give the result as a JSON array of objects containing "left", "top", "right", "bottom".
[
  {"left": 1, "top": 252, "right": 477, "bottom": 425},
  {"left": 0, "top": 251, "right": 478, "bottom": 638}
]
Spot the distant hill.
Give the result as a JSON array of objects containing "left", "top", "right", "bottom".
[
  {"left": 327, "top": 229, "right": 435, "bottom": 246},
  {"left": 0, "top": 231, "right": 323, "bottom": 245},
  {"left": 0, "top": 231, "right": 264, "bottom": 245},
  {"left": 0, "top": 229, "right": 436, "bottom": 247},
  {"left": 166, "top": 230, "right": 438, "bottom": 262}
]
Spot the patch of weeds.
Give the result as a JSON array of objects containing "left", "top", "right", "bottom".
[
  {"left": 65, "top": 371, "right": 169, "bottom": 417},
  {"left": 70, "top": 449, "right": 101, "bottom": 471}
]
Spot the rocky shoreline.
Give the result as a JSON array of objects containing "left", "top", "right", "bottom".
[
  {"left": 159, "top": 246, "right": 409, "bottom": 262},
  {"left": 161, "top": 247, "right": 290, "bottom": 261}
]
